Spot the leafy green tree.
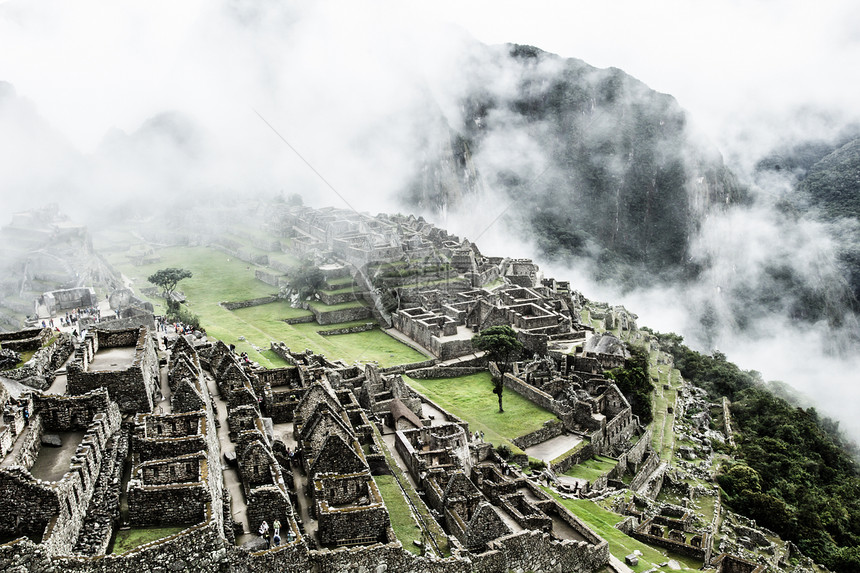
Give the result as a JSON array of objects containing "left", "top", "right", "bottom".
[
  {"left": 718, "top": 464, "right": 762, "bottom": 496},
  {"left": 605, "top": 344, "right": 653, "bottom": 424},
  {"left": 147, "top": 268, "right": 192, "bottom": 300},
  {"left": 288, "top": 260, "right": 325, "bottom": 300},
  {"left": 472, "top": 325, "right": 523, "bottom": 413}
]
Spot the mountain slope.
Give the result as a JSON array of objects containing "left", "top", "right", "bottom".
[{"left": 407, "top": 44, "right": 743, "bottom": 285}]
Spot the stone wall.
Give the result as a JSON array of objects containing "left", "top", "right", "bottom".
[
  {"left": 128, "top": 481, "right": 210, "bottom": 527},
  {"left": 67, "top": 328, "right": 158, "bottom": 414},
  {"left": 255, "top": 367, "right": 300, "bottom": 388},
  {"left": 613, "top": 428, "right": 652, "bottom": 476},
  {"left": 2, "top": 333, "right": 74, "bottom": 389},
  {"left": 309, "top": 304, "right": 373, "bottom": 326},
  {"left": 512, "top": 419, "right": 565, "bottom": 450},
  {"left": 12, "top": 414, "right": 44, "bottom": 469},
  {"left": 0, "top": 401, "right": 121, "bottom": 557},
  {"left": 35, "top": 390, "right": 112, "bottom": 431},
  {"left": 0, "top": 327, "right": 51, "bottom": 351},
  {"left": 317, "top": 500, "right": 390, "bottom": 546},
  {"left": 487, "top": 529, "right": 609, "bottom": 573},
  {"left": 629, "top": 451, "right": 661, "bottom": 492},
  {"left": 503, "top": 373, "right": 573, "bottom": 429},
  {"left": 220, "top": 296, "right": 279, "bottom": 311},
  {"left": 95, "top": 327, "right": 140, "bottom": 348},
  {"left": 318, "top": 322, "right": 376, "bottom": 336},
  {"left": 406, "top": 366, "right": 486, "bottom": 379},
  {"left": 0, "top": 426, "right": 12, "bottom": 461},
  {"left": 550, "top": 442, "right": 595, "bottom": 475},
  {"left": 433, "top": 338, "right": 476, "bottom": 361},
  {"left": 380, "top": 358, "right": 437, "bottom": 375},
  {"left": 254, "top": 270, "right": 283, "bottom": 287},
  {"left": 318, "top": 289, "right": 358, "bottom": 306},
  {"left": 73, "top": 423, "right": 129, "bottom": 556},
  {"left": 631, "top": 518, "right": 710, "bottom": 561}
]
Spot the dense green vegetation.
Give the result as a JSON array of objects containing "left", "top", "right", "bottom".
[
  {"left": 649, "top": 329, "right": 860, "bottom": 572},
  {"left": 287, "top": 259, "right": 325, "bottom": 299},
  {"left": 605, "top": 344, "right": 653, "bottom": 425}
]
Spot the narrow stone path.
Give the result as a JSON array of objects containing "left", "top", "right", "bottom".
[{"left": 203, "top": 372, "right": 250, "bottom": 538}]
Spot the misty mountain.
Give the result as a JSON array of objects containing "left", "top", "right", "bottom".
[
  {"left": 407, "top": 44, "right": 743, "bottom": 286},
  {"left": 758, "top": 132, "right": 860, "bottom": 313},
  {"left": 798, "top": 136, "right": 860, "bottom": 220},
  {"left": 93, "top": 111, "right": 216, "bottom": 200},
  {"left": 0, "top": 81, "right": 87, "bottom": 213}
]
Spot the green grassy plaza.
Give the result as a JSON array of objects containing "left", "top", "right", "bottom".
[
  {"left": 107, "top": 246, "right": 428, "bottom": 368},
  {"left": 403, "top": 372, "right": 556, "bottom": 452}
]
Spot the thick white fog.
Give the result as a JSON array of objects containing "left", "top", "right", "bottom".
[{"left": 1, "top": 0, "right": 859, "bottom": 440}]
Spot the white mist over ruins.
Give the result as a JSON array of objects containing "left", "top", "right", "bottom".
[{"left": 1, "top": 0, "right": 859, "bottom": 441}]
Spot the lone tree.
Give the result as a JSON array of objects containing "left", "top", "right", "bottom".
[
  {"left": 472, "top": 325, "right": 523, "bottom": 413},
  {"left": 147, "top": 268, "right": 192, "bottom": 301},
  {"left": 288, "top": 259, "right": 325, "bottom": 300}
]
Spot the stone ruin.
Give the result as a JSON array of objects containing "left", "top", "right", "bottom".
[{"left": 505, "top": 351, "right": 639, "bottom": 457}]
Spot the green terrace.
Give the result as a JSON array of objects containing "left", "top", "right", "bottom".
[
  {"left": 542, "top": 490, "right": 702, "bottom": 572},
  {"left": 563, "top": 455, "right": 617, "bottom": 483}
]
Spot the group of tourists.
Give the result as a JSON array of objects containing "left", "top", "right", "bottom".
[
  {"left": 41, "top": 306, "right": 101, "bottom": 331},
  {"left": 154, "top": 315, "right": 196, "bottom": 336},
  {"left": 258, "top": 519, "right": 292, "bottom": 548}
]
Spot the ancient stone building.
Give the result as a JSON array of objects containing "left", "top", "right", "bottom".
[{"left": 66, "top": 326, "right": 159, "bottom": 414}]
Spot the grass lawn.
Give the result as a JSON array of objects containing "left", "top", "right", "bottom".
[
  {"left": 404, "top": 372, "right": 556, "bottom": 452},
  {"left": 564, "top": 455, "right": 617, "bottom": 483},
  {"left": 232, "top": 303, "right": 427, "bottom": 367},
  {"left": 371, "top": 425, "right": 450, "bottom": 556},
  {"left": 373, "top": 475, "right": 422, "bottom": 555},
  {"left": 111, "top": 526, "right": 187, "bottom": 554},
  {"left": 543, "top": 490, "right": 702, "bottom": 572},
  {"left": 108, "top": 246, "right": 427, "bottom": 368}
]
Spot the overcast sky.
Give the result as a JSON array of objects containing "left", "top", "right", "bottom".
[
  {"left": 2, "top": 0, "right": 859, "bottom": 155},
  {"left": 426, "top": 0, "right": 860, "bottom": 152}
]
